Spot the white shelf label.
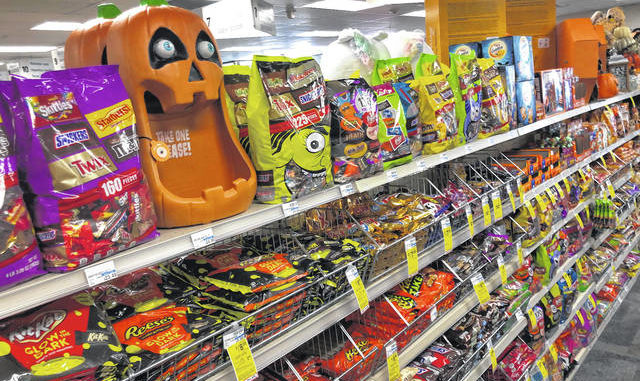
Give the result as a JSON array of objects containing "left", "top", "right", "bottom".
[
  {"left": 515, "top": 309, "right": 525, "bottom": 322},
  {"left": 282, "top": 201, "right": 300, "bottom": 217},
  {"left": 339, "top": 183, "right": 357, "bottom": 197},
  {"left": 416, "top": 158, "right": 429, "bottom": 171},
  {"left": 191, "top": 227, "right": 215, "bottom": 249},
  {"left": 430, "top": 306, "right": 438, "bottom": 321},
  {"left": 223, "top": 325, "right": 245, "bottom": 349},
  {"left": 386, "top": 169, "right": 399, "bottom": 181},
  {"left": 84, "top": 260, "right": 117, "bottom": 287},
  {"left": 439, "top": 152, "right": 449, "bottom": 162}
]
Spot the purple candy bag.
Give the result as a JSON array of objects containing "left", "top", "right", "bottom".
[
  {"left": 10, "top": 66, "right": 157, "bottom": 272},
  {"left": 0, "top": 82, "right": 45, "bottom": 288}
]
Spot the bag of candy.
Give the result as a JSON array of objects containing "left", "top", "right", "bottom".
[
  {"left": 326, "top": 78, "right": 382, "bottom": 183},
  {"left": 449, "top": 53, "right": 482, "bottom": 145},
  {"left": 223, "top": 65, "right": 251, "bottom": 155},
  {"left": 0, "top": 82, "right": 45, "bottom": 288},
  {"left": 247, "top": 56, "right": 333, "bottom": 203},
  {"left": 372, "top": 83, "right": 413, "bottom": 169},
  {"left": 414, "top": 54, "right": 449, "bottom": 78},
  {"left": 478, "top": 58, "right": 511, "bottom": 138},
  {"left": 393, "top": 82, "right": 423, "bottom": 157},
  {"left": 371, "top": 57, "right": 414, "bottom": 85},
  {"left": 10, "top": 66, "right": 157, "bottom": 272}
]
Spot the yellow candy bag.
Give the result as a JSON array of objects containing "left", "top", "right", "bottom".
[{"left": 478, "top": 58, "right": 511, "bottom": 138}]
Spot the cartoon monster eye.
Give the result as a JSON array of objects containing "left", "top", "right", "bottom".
[
  {"left": 305, "top": 132, "right": 325, "bottom": 153},
  {"left": 154, "top": 39, "right": 176, "bottom": 59},
  {"left": 197, "top": 41, "right": 215, "bottom": 59}
]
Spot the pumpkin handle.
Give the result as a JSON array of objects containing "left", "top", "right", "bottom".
[
  {"left": 97, "top": 3, "right": 121, "bottom": 19},
  {"left": 140, "top": 0, "right": 169, "bottom": 6}
]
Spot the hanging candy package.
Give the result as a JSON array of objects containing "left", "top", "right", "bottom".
[
  {"left": 223, "top": 65, "right": 251, "bottom": 155},
  {"left": 478, "top": 58, "right": 511, "bottom": 138},
  {"left": 8, "top": 66, "right": 157, "bottom": 272},
  {"left": 247, "top": 56, "right": 333, "bottom": 203},
  {"left": 393, "top": 82, "right": 423, "bottom": 157},
  {"left": 372, "top": 83, "right": 412, "bottom": 169},
  {"left": 326, "top": 78, "right": 382, "bottom": 183},
  {"left": 0, "top": 83, "right": 45, "bottom": 289}
]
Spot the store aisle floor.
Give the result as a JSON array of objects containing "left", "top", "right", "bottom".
[{"left": 573, "top": 280, "right": 640, "bottom": 380}]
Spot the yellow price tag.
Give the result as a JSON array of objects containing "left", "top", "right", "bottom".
[
  {"left": 482, "top": 196, "right": 492, "bottom": 226},
  {"left": 528, "top": 308, "right": 537, "bottom": 327},
  {"left": 386, "top": 341, "right": 401, "bottom": 381},
  {"left": 631, "top": 96, "right": 636, "bottom": 108},
  {"left": 492, "top": 191, "right": 503, "bottom": 220},
  {"left": 498, "top": 254, "right": 508, "bottom": 285},
  {"left": 441, "top": 217, "right": 453, "bottom": 252},
  {"left": 586, "top": 205, "right": 590, "bottom": 220},
  {"left": 535, "top": 194, "right": 547, "bottom": 210},
  {"left": 525, "top": 200, "right": 536, "bottom": 219},
  {"left": 611, "top": 153, "right": 618, "bottom": 163},
  {"left": 465, "top": 205, "right": 475, "bottom": 238},
  {"left": 517, "top": 242, "right": 524, "bottom": 266},
  {"left": 606, "top": 179, "right": 616, "bottom": 199},
  {"left": 549, "top": 343, "right": 558, "bottom": 363},
  {"left": 507, "top": 184, "right": 516, "bottom": 211},
  {"left": 518, "top": 178, "right": 525, "bottom": 204},
  {"left": 346, "top": 266, "right": 369, "bottom": 313},
  {"left": 404, "top": 236, "right": 418, "bottom": 276},
  {"left": 579, "top": 169, "right": 587, "bottom": 181},
  {"left": 564, "top": 178, "right": 572, "bottom": 193},
  {"left": 545, "top": 188, "right": 557, "bottom": 204},
  {"left": 634, "top": 196, "right": 638, "bottom": 210},
  {"left": 563, "top": 272, "right": 573, "bottom": 287},
  {"left": 488, "top": 339, "right": 498, "bottom": 372},
  {"left": 601, "top": 156, "right": 608, "bottom": 169},
  {"left": 577, "top": 310, "right": 585, "bottom": 325},
  {"left": 471, "top": 273, "right": 491, "bottom": 304},
  {"left": 224, "top": 328, "right": 258, "bottom": 381},
  {"left": 589, "top": 294, "right": 596, "bottom": 307},
  {"left": 537, "top": 359, "right": 549, "bottom": 379},
  {"left": 576, "top": 214, "right": 584, "bottom": 229},
  {"left": 554, "top": 182, "right": 565, "bottom": 198}
]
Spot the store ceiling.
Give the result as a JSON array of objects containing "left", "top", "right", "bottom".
[{"left": 1, "top": 0, "right": 640, "bottom": 65}]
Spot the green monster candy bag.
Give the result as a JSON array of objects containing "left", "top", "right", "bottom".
[
  {"left": 372, "top": 83, "right": 413, "bottom": 169},
  {"left": 247, "top": 56, "right": 333, "bottom": 203},
  {"left": 411, "top": 74, "right": 458, "bottom": 155},
  {"left": 449, "top": 53, "right": 482, "bottom": 146},
  {"left": 223, "top": 65, "right": 251, "bottom": 155},
  {"left": 414, "top": 53, "right": 449, "bottom": 78},
  {"left": 371, "top": 57, "right": 414, "bottom": 85},
  {"left": 477, "top": 58, "right": 510, "bottom": 138}
]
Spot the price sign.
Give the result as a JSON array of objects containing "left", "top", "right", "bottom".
[
  {"left": 554, "top": 182, "right": 565, "bottom": 198},
  {"left": 576, "top": 310, "right": 585, "bottom": 325},
  {"left": 282, "top": 201, "right": 300, "bottom": 217},
  {"left": 191, "top": 228, "right": 215, "bottom": 249},
  {"left": 488, "top": 338, "right": 498, "bottom": 372},
  {"left": 549, "top": 343, "right": 558, "bottom": 363},
  {"left": 576, "top": 213, "right": 584, "bottom": 228},
  {"left": 535, "top": 194, "right": 547, "bottom": 210},
  {"left": 589, "top": 294, "right": 596, "bottom": 307},
  {"left": 606, "top": 179, "right": 616, "bottom": 199},
  {"left": 497, "top": 254, "right": 508, "bottom": 285},
  {"left": 482, "top": 196, "right": 492, "bottom": 226},
  {"left": 404, "top": 236, "right": 418, "bottom": 276},
  {"left": 537, "top": 359, "right": 548, "bottom": 380},
  {"left": 386, "top": 340, "right": 401, "bottom": 381},
  {"left": 346, "top": 265, "right": 369, "bottom": 313},
  {"left": 339, "top": 183, "right": 357, "bottom": 197},
  {"left": 579, "top": 169, "right": 587, "bottom": 181},
  {"left": 564, "top": 178, "right": 572, "bottom": 194},
  {"left": 515, "top": 309, "right": 525, "bottom": 322},
  {"left": 430, "top": 306, "right": 438, "bottom": 322},
  {"left": 518, "top": 178, "right": 525, "bottom": 204},
  {"left": 471, "top": 273, "right": 491, "bottom": 304},
  {"left": 601, "top": 156, "right": 608, "bottom": 169},
  {"left": 465, "top": 204, "right": 475, "bottom": 238},
  {"left": 441, "top": 217, "right": 453, "bottom": 252},
  {"left": 545, "top": 188, "right": 557, "bottom": 204},
  {"left": 517, "top": 241, "right": 524, "bottom": 266},
  {"left": 525, "top": 200, "right": 536, "bottom": 219},
  {"left": 439, "top": 152, "right": 449, "bottom": 162},
  {"left": 84, "top": 260, "right": 117, "bottom": 287},
  {"left": 528, "top": 309, "right": 537, "bottom": 327},
  {"left": 224, "top": 326, "right": 258, "bottom": 381},
  {"left": 387, "top": 169, "right": 399, "bottom": 181},
  {"left": 492, "top": 191, "right": 503, "bottom": 220},
  {"left": 416, "top": 158, "right": 428, "bottom": 171},
  {"left": 507, "top": 184, "right": 516, "bottom": 211}
]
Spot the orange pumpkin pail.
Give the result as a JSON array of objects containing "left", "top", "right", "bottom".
[{"left": 597, "top": 73, "right": 619, "bottom": 99}]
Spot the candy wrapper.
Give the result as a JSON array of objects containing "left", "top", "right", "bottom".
[
  {"left": 372, "top": 83, "right": 412, "bottom": 169},
  {"left": 223, "top": 65, "right": 251, "bottom": 155},
  {"left": 9, "top": 66, "right": 157, "bottom": 272}
]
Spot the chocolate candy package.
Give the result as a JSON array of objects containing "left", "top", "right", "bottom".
[
  {"left": 223, "top": 65, "right": 251, "bottom": 155},
  {"left": 371, "top": 57, "right": 414, "bottom": 85},
  {"left": 247, "top": 56, "right": 333, "bottom": 203},
  {"left": 478, "top": 58, "right": 510, "bottom": 138},
  {"left": 0, "top": 292, "right": 129, "bottom": 381},
  {"left": 326, "top": 79, "right": 382, "bottom": 183},
  {"left": 372, "top": 83, "right": 412, "bottom": 170},
  {"left": 412, "top": 74, "right": 458, "bottom": 155},
  {"left": 449, "top": 53, "right": 482, "bottom": 145},
  {"left": 393, "top": 82, "right": 423, "bottom": 157},
  {"left": 0, "top": 82, "right": 45, "bottom": 289},
  {"left": 9, "top": 66, "right": 157, "bottom": 271}
]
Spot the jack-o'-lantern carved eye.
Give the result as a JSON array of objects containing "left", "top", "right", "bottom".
[
  {"left": 195, "top": 31, "right": 220, "bottom": 66},
  {"left": 148, "top": 27, "right": 188, "bottom": 69}
]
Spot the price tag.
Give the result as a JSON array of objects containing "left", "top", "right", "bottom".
[
  {"left": 430, "top": 306, "right": 438, "bottom": 321},
  {"left": 488, "top": 338, "right": 498, "bottom": 372},
  {"left": 515, "top": 309, "right": 525, "bottom": 322},
  {"left": 504, "top": 185, "right": 515, "bottom": 211},
  {"left": 482, "top": 196, "right": 492, "bottom": 226},
  {"left": 404, "top": 236, "right": 418, "bottom": 276},
  {"left": 525, "top": 200, "right": 536, "bottom": 219},
  {"left": 517, "top": 241, "right": 524, "bottom": 266},
  {"left": 84, "top": 260, "right": 117, "bottom": 287},
  {"left": 564, "top": 178, "right": 572, "bottom": 193},
  {"left": 537, "top": 359, "right": 549, "bottom": 380},
  {"left": 346, "top": 265, "right": 369, "bottom": 313},
  {"left": 441, "top": 217, "right": 453, "bottom": 252},
  {"left": 497, "top": 254, "right": 508, "bottom": 285},
  {"left": 554, "top": 182, "right": 565, "bottom": 198},
  {"left": 282, "top": 201, "right": 300, "bottom": 217},
  {"left": 579, "top": 169, "right": 587, "bottom": 181},
  {"left": 439, "top": 152, "right": 449, "bottom": 162},
  {"left": 549, "top": 343, "right": 558, "bottom": 363},
  {"left": 611, "top": 153, "right": 618, "bottom": 163},
  {"left": 518, "top": 178, "right": 525, "bottom": 204},
  {"left": 606, "top": 179, "right": 616, "bottom": 198},
  {"left": 492, "top": 191, "right": 503, "bottom": 220},
  {"left": 416, "top": 158, "right": 428, "bottom": 171},
  {"left": 576, "top": 214, "right": 584, "bottom": 229},
  {"left": 535, "top": 194, "right": 547, "bottom": 210},
  {"left": 386, "top": 341, "right": 401, "bottom": 381},
  {"left": 387, "top": 169, "right": 399, "bottom": 181},
  {"left": 465, "top": 204, "right": 475, "bottom": 238},
  {"left": 528, "top": 308, "right": 537, "bottom": 327},
  {"left": 471, "top": 273, "right": 491, "bottom": 304},
  {"left": 586, "top": 205, "right": 591, "bottom": 220},
  {"left": 339, "top": 183, "right": 357, "bottom": 197},
  {"left": 223, "top": 326, "right": 258, "bottom": 381},
  {"left": 601, "top": 156, "right": 608, "bottom": 169},
  {"left": 190, "top": 227, "right": 215, "bottom": 249},
  {"left": 576, "top": 310, "right": 585, "bottom": 325},
  {"left": 589, "top": 294, "right": 596, "bottom": 307},
  {"left": 545, "top": 188, "right": 557, "bottom": 204}
]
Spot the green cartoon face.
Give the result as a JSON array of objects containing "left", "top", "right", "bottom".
[{"left": 271, "top": 125, "right": 332, "bottom": 198}]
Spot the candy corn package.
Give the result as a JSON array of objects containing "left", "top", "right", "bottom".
[
  {"left": 9, "top": 66, "right": 157, "bottom": 272},
  {"left": 247, "top": 56, "right": 333, "bottom": 203},
  {"left": 478, "top": 58, "right": 511, "bottom": 138},
  {"left": 223, "top": 65, "right": 251, "bottom": 155},
  {"left": 449, "top": 53, "right": 482, "bottom": 145},
  {"left": 0, "top": 83, "right": 44, "bottom": 289},
  {"left": 326, "top": 78, "right": 383, "bottom": 183},
  {"left": 372, "top": 83, "right": 412, "bottom": 169}
]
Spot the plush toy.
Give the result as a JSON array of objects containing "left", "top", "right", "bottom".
[
  {"left": 379, "top": 30, "right": 434, "bottom": 72},
  {"left": 320, "top": 29, "right": 390, "bottom": 84}
]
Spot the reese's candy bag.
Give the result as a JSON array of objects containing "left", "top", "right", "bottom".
[
  {"left": 247, "top": 56, "right": 333, "bottom": 203},
  {"left": 10, "top": 66, "right": 157, "bottom": 272},
  {"left": 223, "top": 65, "right": 251, "bottom": 155},
  {"left": 372, "top": 83, "right": 412, "bottom": 170},
  {"left": 0, "top": 292, "right": 128, "bottom": 381}
]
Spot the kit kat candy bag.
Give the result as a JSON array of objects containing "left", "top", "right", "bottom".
[
  {"left": 223, "top": 65, "right": 251, "bottom": 156},
  {"left": 326, "top": 78, "right": 383, "bottom": 183},
  {"left": 11, "top": 66, "right": 157, "bottom": 272},
  {"left": 0, "top": 82, "right": 45, "bottom": 289},
  {"left": 247, "top": 56, "right": 333, "bottom": 203},
  {"left": 449, "top": 53, "right": 482, "bottom": 145},
  {"left": 372, "top": 83, "right": 412, "bottom": 170}
]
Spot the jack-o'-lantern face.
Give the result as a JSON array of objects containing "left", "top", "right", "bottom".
[{"left": 70, "top": 1, "right": 258, "bottom": 227}]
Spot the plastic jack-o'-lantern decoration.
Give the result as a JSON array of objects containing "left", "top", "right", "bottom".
[
  {"left": 597, "top": 72, "right": 619, "bottom": 98},
  {"left": 65, "top": 0, "right": 257, "bottom": 227},
  {"left": 65, "top": 3, "right": 121, "bottom": 67}
]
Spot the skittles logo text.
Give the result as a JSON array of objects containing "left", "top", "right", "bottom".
[
  {"left": 9, "top": 310, "right": 66, "bottom": 343},
  {"left": 124, "top": 315, "right": 175, "bottom": 340}
]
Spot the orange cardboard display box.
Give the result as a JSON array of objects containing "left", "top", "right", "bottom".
[{"left": 65, "top": 0, "right": 257, "bottom": 227}]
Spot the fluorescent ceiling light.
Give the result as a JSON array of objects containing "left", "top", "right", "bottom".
[
  {"left": 296, "top": 30, "right": 341, "bottom": 37},
  {"left": 31, "top": 21, "right": 82, "bottom": 31},
  {"left": 0, "top": 46, "right": 57, "bottom": 53},
  {"left": 220, "top": 46, "right": 258, "bottom": 52},
  {"left": 303, "top": 0, "right": 379, "bottom": 11},
  {"left": 403, "top": 10, "right": 425, "bottom": 17}
]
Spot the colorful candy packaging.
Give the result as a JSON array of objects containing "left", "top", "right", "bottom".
[
  {"left": 247, "top": 56, "right": 333, "bottom": 203},
  {"left": 371, "top": 57, "right": 414, "bottom": 85},
  {"left": 478, "top": 58, "right": 511, "bottom": 138},
  {"left": 8, "top": 66, "right": 157, "bottom": 272},
  {"left": 393, "top": 82, "right": 423, "bottom": 157},
  {"left": 449, "top": 53, "right": 482, "bottom": 145},
  {"left": 326, "top": 79, "right": 382, "bottom": 183},
  {"left": 0, "top": 292, "right": 129, "bottom": 381},
  {"left": 0, "top": 83, "right": 45, "bottom": 289},
  {"left": 372, "top": 83, "right": 412, "bottom": 169},
  {"left": 223, "top": 65, "right": 251, "bottom": 155}
]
